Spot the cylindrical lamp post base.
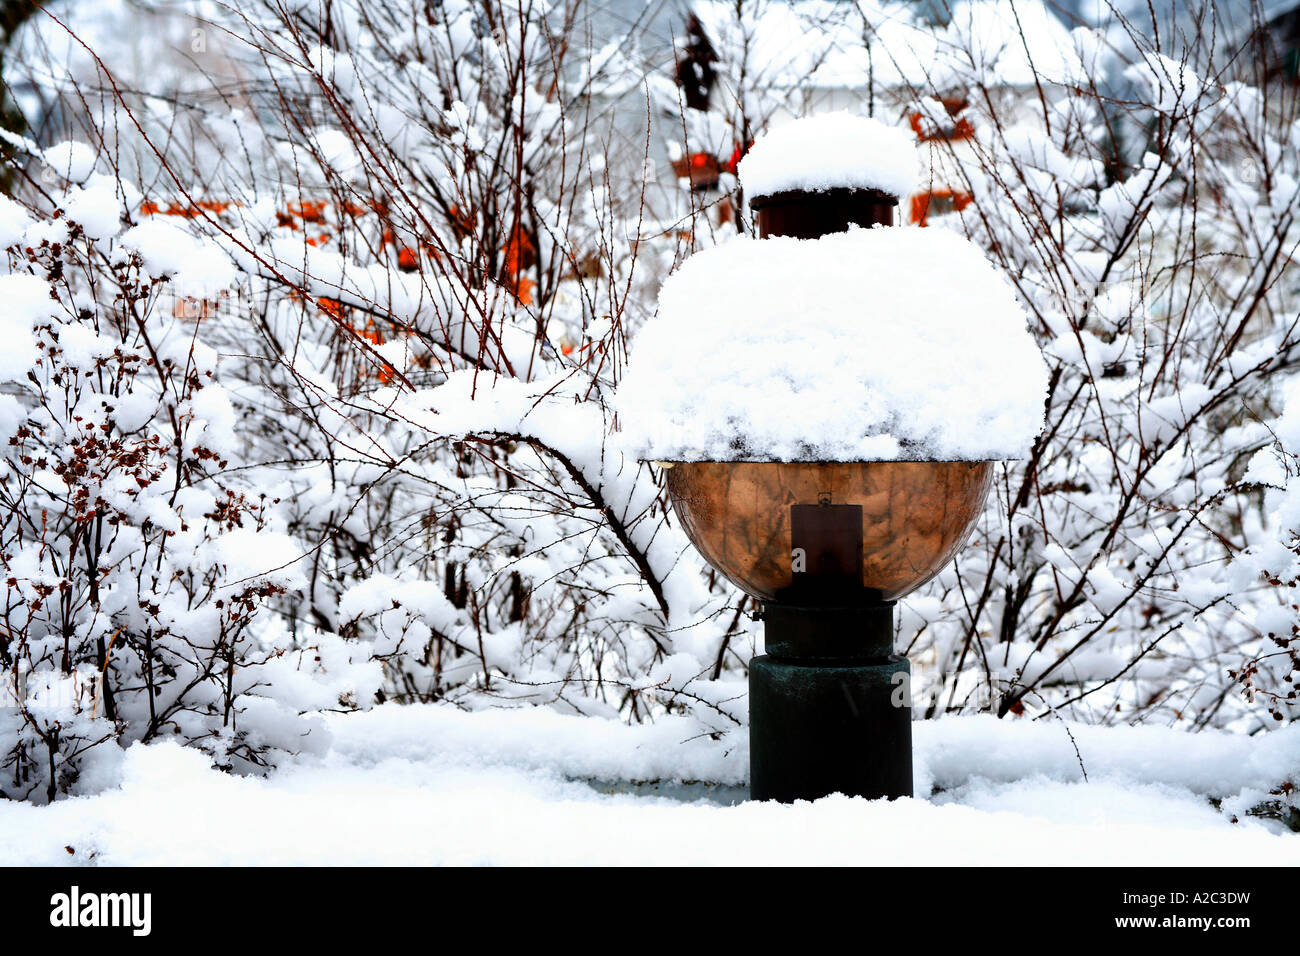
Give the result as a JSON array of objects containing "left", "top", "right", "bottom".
[{"left": 749, "top": 653, "right": 913, "bottom": 803}]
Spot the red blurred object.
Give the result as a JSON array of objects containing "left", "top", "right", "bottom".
[
  {"left": 725, "top": 141, "right": 751, "bottom": 175},
  {"left": 671, "top": 151, "right": 720, "bottom": 190}
]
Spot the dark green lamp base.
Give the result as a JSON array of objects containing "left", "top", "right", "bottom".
[{"left": 749, "top": 602, "right": 913, "bottom": 803}]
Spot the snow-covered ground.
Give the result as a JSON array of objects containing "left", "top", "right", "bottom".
[{"left": 0, "top": 706, "right": 1294, "bottom": 865}]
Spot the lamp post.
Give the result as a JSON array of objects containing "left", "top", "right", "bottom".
[
  {"left": 621, "top": 112, "right": 1045, "bottom": 804},
  {"left": 663, "top": 459, "right": 991, "bottom": 802}
]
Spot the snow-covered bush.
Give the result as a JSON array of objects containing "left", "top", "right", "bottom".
[
  {"left": 0, "top": 151, "right": 379, "bottom": 801},
  {"left": 1, "top": 0, "right": 746, "bottom": 774},
  {"left": 188, "top": 0, "right": 738, "bottom": 722},
  {"left": 904, "top": 15, "right": 1300, "bottom": 729},
  {"left": 1227, "top": 377, "right": 1300, "bottom": 725}
]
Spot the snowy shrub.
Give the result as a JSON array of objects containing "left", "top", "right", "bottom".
[
  {"left": 906, "top": 17, "right": 1300, "bottom": 729},
  {"left": 0, "top": 151, "right": 377, "bottom": 802},
  {"left": 0, "top": 0, "right": 746, "bottom": 764},
  {"left": 182, "top": 0, "right": 739, "bottom": 724},
  {"left": 1227, "top": 377, "right": 1300, "bottom": 725}
]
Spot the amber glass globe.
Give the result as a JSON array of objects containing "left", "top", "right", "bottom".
[{"left": 663, "top": 460, "right": 992, "bottom": 602}]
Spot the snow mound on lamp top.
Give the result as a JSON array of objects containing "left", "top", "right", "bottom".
[
  {"left": 618, "top": 228, "right": 1048, "bottom": 463},
  {"left": 737, "top": 112, "right": 919, "bottom": 200}
]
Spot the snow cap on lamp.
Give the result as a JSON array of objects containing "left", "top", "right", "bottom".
[
  {"left": 618, "top": 228, "right": 1049, "bottom": 464},
  {"left": 737, "top": 111, "right": 921, "bottom": 201}
]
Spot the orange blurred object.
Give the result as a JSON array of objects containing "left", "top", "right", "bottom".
[
  {"left": 140, "top": 199, "right": 234, "bottom": 218},
  {"left": 910, "top": 188, "right": 973, "bottom": 226},
  {"left": 288, "top": 200, "right": 328, "bottom": 222},
  {"left": 500, "top": 222, "right": 537, "bottom": 304}
]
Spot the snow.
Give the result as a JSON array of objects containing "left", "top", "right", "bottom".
[
  {"left": 916, "top": 715, "right": 1300, "bottom": 798},
  {"left": 0, "top": 195, "right": 31, "bottom": 247},
  {"left": 1270, "top": 374, "right": 1300, "bottom": 452},
  {"left": 43, "top": 140, "right": 97, "bottom": 183},
  {"left": 737, "top": 112, "right": 919, "bottom": 200},
  {"left": 58, "top": 176, "right": 124, "bottom": 240},
  {"left": 119, "top": 218, "right": 238, "bottom": 296},
  {"left": 1126, "top": 53, "right": 1201, "bottom": 115},
  {"left": 948, "top": 0, "right": 1087, "bottom": 87},
  {"left": 329, "top": 705, "right": 744, "bottom": 785},
  {"left": 0, "top": 394, "right": 24, "bottom": 445},
  {"left": 619, "top": 228, "right": 1048, "bottom": 462},
  {"left": 0, "top": 706, "right": 1292, "bottom": 865},
  {"left": 308, "top": 127, "right": 362, "bottom": 174},
  {"left": 214, "top": 529, "right": 306, "bottom": 591},
  {"left": 0, "top": 273, "right": 50, "bottom": 380},
  {"left": 186, "top": 383, "right": 239, "bottom": 457}
]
